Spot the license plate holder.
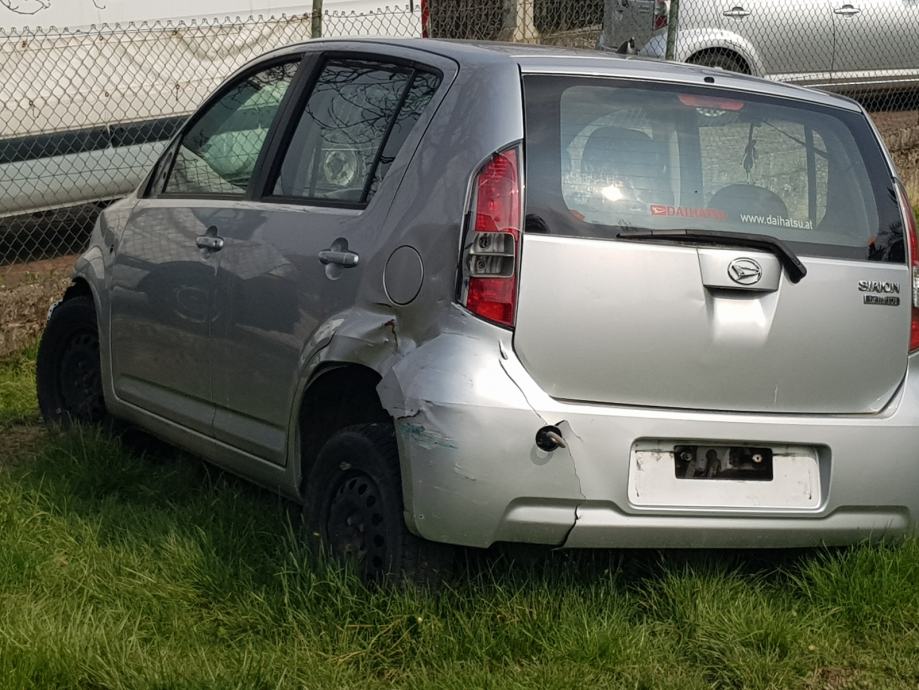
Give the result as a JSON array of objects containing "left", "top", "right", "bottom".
[
  {"left": 674, "top": 444, "right": 773, "bottom": 481},
  {"left": 628, "top": 441, "right": 821, "bottom": 510}
]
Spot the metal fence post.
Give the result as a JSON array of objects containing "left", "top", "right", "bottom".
[
  {"left": 665, "top": 0, "right": 680, "bottom": 60},
  {"left": 311, "top": 0, "right": 323, "bottom": 38},
  {"left": 499, "top": 0, "right": 539, "bottom": 43}
]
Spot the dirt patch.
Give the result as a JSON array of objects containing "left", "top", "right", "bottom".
[
  {"left": 0, "top": 424, "right": 45, "bottom": 468},
  {"left": 889, "top": 130, "right": 919, "bottom": 199},
  {"left": 804, "top": 667, "right": 862, "bottom": 690},
  {"left": 0, "top": 255, "right": 76, "bottom": 358},
  {"left": 871, "top": 110, "right": 919, "bottom": 136},
  {"left": 1, "top": 255, "right": 76, "bottom": 290},
  {"left": 871, "top": 113, "right": 919, "bottom": 198}
]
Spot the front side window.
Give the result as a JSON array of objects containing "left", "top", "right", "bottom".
[
  {"left": 165, "top": 61, "right": 298, "bottom": 196},
  {"left": 272, "top": 59, "right": 441, "bottom": 205},
  {"left": 524, "top": 76, "right": 903, "bottom": 262}
]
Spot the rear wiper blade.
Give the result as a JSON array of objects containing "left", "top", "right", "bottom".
[{"left": 616, "top": 228, "right": 807, "bottom": 284}]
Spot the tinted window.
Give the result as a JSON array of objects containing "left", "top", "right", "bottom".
[
  {"left": 273, "top": 60, "right": 440, "bottom": 204},
  {"left": 524, "top": 76, "right": 903, "bottom": 263},
  {"left": 165, "top": 62, "right": 298, "bottom": 196},
  {"left": 366, "top": 70, "right": 441, "bottom": 199}
]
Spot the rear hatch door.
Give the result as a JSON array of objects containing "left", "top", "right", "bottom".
[{"left": 516, "top": 77, "right": 909, "bottom": 414}]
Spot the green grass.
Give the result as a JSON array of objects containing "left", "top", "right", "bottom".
[
  {"left": 0, "top": 343, "right": 38, "bottom": 428},
  {"left": 2, "top": 354, "right": 919, "bottom": 688}
]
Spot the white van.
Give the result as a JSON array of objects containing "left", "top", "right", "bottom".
[
  {"left": 0, "top": 1, "right": 423, "bottom": 219},
  {"left": 0, "top": 1, "right": 424, "bottom": 31}
]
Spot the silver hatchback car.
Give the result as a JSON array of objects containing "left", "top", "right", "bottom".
[
  {"left": 620, "top": 0, "right": 919, "bottom": 93},
  {"left": 37, "top": 39, "right": 919, "bottom": 582}
]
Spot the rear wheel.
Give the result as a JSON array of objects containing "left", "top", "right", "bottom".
[
  {"left": 304, "top": 423, "right": 453, "bottom": 586},
  {"left": 36, "top": 295, "right": 107, "bottom": 426}
]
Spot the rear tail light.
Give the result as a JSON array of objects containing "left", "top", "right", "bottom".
[
  {"left": 895, "top": 182, "right": 919, "bottom": 352},
  {"left": 420, "top": 0, "right": 431, "bottom": 37},
  {"left": 459, "top": 146, "right": 523, "bottom": 328},
  {"left": 653, "top": 0, "right": 670, "bottom": 30}
]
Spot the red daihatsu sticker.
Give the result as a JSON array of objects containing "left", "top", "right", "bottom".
[{"left": 650, "top": 204, "right": 727, "bottom": 221}]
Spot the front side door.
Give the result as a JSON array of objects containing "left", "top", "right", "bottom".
[
  {"left": 833, "top": 0, "right": 919, "bottom": 84},
  {"left": 720, "top": 0, "right": 834, "bottom": 81},
  {"left": 208, "top": 50, "right": 449, "bottom": 464},
  {"left": 109, "top": 59, "right": 300, "bottom": 434}
]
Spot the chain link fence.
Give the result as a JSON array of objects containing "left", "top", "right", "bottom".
[
  {"left": 424, "top": 0, "right": 919, "bottom": 193},
  {"left": 0, "top": 6, "right": 421, "bottom": 272},
  {"left": 643, "top": 0, "right": 919, "bottom": 203},
  {"left": 426, "top": 0, "right": 603, "bottom": 45},
  {"left": 2, "top": 0, "right": 918, "bottom": 274}
]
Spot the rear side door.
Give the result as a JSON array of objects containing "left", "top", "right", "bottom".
[
  {"left": 833, "top": 0, "right": 919, "bottom": 82},
  {"left": 517, "top": 75, "right": 908, "bottom": 415},
  {"left": 719, "top": 0, "right": 834, "bottom": 80},
  {"left": 208, "top": 48, "right": 451, "bottom": 464},
  {"left": 110, "top": 59, "right": 300, "bottom": 434}
]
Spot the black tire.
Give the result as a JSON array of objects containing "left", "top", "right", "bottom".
[
  {"left": 688, "top": 50, "right": 748, "bottom": 74},
  {"left": 36, "top": 295, "right": 107, "bottom": 427},
  {"left": 304, "top": 423, "right": 454, "bottom": 586}
]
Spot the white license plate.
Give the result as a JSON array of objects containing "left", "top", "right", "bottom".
[{"left": 628, "top": 441, "right": 821, "bottom": 510}]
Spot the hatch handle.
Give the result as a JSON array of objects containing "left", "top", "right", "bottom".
[
  {"left": 723, "top": 5, "right": 752, "bottom": 18},
  {"left": 834, "top": 4, "right": 862, "bottom": 15}
]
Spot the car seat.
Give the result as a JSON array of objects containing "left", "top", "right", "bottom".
[
  {"left": 581, "top": 126, "right": 673, "bottom": 205},
  {"left": 708, "top": 183, "right": 789, "bottom": 221}
]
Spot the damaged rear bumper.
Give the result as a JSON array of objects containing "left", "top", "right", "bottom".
[{"left": 378, "top": 321, "right": 919, "bottom": 549}]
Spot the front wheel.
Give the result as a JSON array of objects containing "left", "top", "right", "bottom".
[
  {"left": 304, "top": 423, "right": 454, "bottom": 586},
  {"left": 36, "top": 295, "right": 107, "bottom": 426}
]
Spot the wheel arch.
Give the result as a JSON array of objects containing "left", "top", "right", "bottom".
[
  {"left": 62, "top": 276, "right": 93, "bottom": 302},
  {"left": 68, "top": 245, "right": 118, "bottom": 415},
  {"left": 687, "top": 46, "right": 753, "bottom": 74},
  {"left": 294, "top": 362, "right": 392, "bottom": 496},
  {"left": 668, "top": 28, "right": 764, "bottom": 77},
  {"left": 59, "top": 276, "right": 104, "bottom": 343}
]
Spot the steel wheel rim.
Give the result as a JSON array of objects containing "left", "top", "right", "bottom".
[
  {"left": 326, "top": 471, "right": 388, "bottom": 575},
  {"left": 57, "top": 329, "right": 104, "bottom": 422}
]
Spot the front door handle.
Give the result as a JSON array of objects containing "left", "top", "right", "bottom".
[
  {"left": 195, "top": 235, "right": 224, "bottom": 251},
  {"left": 834, "top": 4, "right": 861, "bottom": 15},
  {"left": 318, "top": 249, "right": 360, "bottom": 268},
  {"left": 723, "top": 5, "right": 751, "bottom": 17}
]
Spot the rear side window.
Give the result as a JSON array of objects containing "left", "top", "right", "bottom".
[
  {"left": 272, "top": 59, "right": 441, "bottom": 205},
  {"left": 524, "top": 76, "right": 903, "bottom": 263}
]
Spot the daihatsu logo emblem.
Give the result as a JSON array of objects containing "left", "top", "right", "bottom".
[{"left": 728, "top": 258, "right": 763, "bottom": 286}]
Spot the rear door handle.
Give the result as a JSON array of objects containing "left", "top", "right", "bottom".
[
  {"left": 318, "top": 249, "right": 360, "bottom": 268},
  {"left": 195, "top": 235, "right": 224, "bottom": 251},
  {"left": 723, "top": 5, "right": 751, "bottom": 17},
  {"left": 834, "top": 4, "right": 861, "bottom": 15}
]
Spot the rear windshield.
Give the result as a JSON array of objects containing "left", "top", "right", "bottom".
[{"left": 523, "top": 76, "right": 904, "bottom": 263}]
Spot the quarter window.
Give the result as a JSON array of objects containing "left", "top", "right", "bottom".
[
  {"left": 273, "top": 59, "right": 440, "bottom": 205},
  {"left": 165, "top": 61, "right": 298, "bottom": 196}
]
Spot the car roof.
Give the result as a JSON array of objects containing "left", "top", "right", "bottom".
[{"left": 270, "top": 37, "right": 862, "bottom": 113}]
